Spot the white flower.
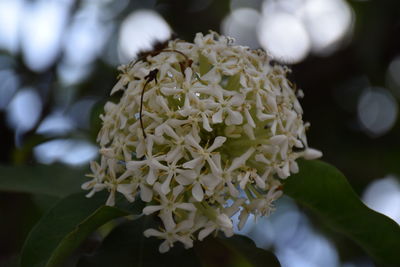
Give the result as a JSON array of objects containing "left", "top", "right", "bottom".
[
  {"left": 198, "top": 211, "right": 234, "bottom": 241},
  {"left": 212, "top": 92, "right": 245, "bottom": 125},
  {"left": 126, "top": 136, "right": 166, "bottom": 185},
  {"left": 144, "top": 218, "right": 194, "bottom": 253},
  {"left": 303, "top": 148, "right": 323, "bottom": 160},
  {"left": 183, "top": 134, "right": 226, "bottom": 175},
  {"left": 116, "top": 167, "right": 153, "bottom": 202},
  {"left": 82, "top": 31, "right": 322, "bottom": 252},
  {"left": 175, "top": 166, "right": 220, "bottom": 201},
  {"left": 158, "top": 158, "right": 197, "bottom": 195},
  {"left": 82, "top": 159, "right": 107, "bottom": 197},
  {"left": 143, "top": 185, "right": 196, "bottom": 230}
]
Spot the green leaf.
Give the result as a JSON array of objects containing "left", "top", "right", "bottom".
[
  {"left": 90, "top": 100, "right": 106, "bottom": 142},
  {"left": 196, "top": 235, "right": 281, "bottom": 267},
  {"left": 20, "top": 192, "right": 141, "bottom": 267},
  {"left": 225, "top": 235, "right": 280, "bottom": 267},
  {"left": 79, "top": 217, "right": 280, "bottom": 267},
  {"left": 284, "top": 160, "right": 400, "bottom": 266},
  {"left": 78, "top": 216, "right": 200, "bottom": 267},
  {"left": 224, "top": 73, "right": 241, "bottom": 91},
  {"left": 0, "top": 164, "right": 86, "bottom": 197},
  {"left": 198, "top": 53, "right": 213, "bottom": 76}
]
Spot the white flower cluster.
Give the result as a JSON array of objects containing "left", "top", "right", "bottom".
[{"left": 82, "top": 32, "right": 322, "bottom": 253}]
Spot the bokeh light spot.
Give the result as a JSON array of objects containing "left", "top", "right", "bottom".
[
  {"left": 34, "top": 139, "right": 97, "bottom": 166},
  {"left": 357, "top": 87, "right": 398, "bottom": 137},
  {"left": 0, "top": 0, "right": 23, "bottom": 54},
  {"left": 362, "top": 176, "right": 400, "bottom": 225},
  {"left": 221, "top": 8, "right": 261, "bottom": 49},
  {"left": 37, "top": 112, "right": 75, "bottom": 136},
  {"left": 302, "top": 0, "right": 354, "bottom": 54},
  {"left": 57, "top": 62, "right": 92, "bottom": 86},
  {"left": 7, "top": 88, "right": 42, "bottom": 132},
  {"left": 258, "top": 12, "right": 310, "bottom": 63},
  {"left": 234, "top": 197, "right": 339, "bottom": 267},
  {"left": 260, "top": 0, "right": 354, "bottom": 61},
  {"left": 21, "top": 0, "right": 71, "bottom": 71},
  {"left": 118, "top": 10, "right": 171, "bottom": 62},
  {"left": 63, "top": 7, "right": 110, "bottom": 66}
]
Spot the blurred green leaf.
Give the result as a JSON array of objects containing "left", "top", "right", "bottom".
[
  {"left": 78, "top": 216, "right": 200, "bottom": 267},
  {"left": 196, "top": 235, "right": 281, "bottom": 267},
  {"left": 0, "top": 164, "right": 86, "bottom": 197},
  {"left": 31, "top": 194, "right": 60, "bottom": 213},
  {"left": 284, "top": 160, "right": 400, "bottom": 266},
  {"left": 13, "top": 134, "right": 52, "bottom": 164},
  {"left": 226, "top": 235, "right": 280, "bottom": 267},
  {"left": 20, "top": 192, "right": 141, "bottom": 267},
  {"left": 79, "top": 217, "right": 280, "bottom": 267},
  {"left": 89, "top": 100, "right": 106, "bottom": 142}
]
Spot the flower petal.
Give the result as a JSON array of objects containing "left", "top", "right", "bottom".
[
  {"left": 146, "top": 169, "right": 157, "bottom": 185},
  {"left": 244, "top": 108, "right": 256, "bottom": 128},
  {"left": 159, "top": 240, "right": 170, "bottom": 253},
  {"left": 176, "top": 202, "right": 196, "bottom": 211},
  {"left": 228, "top": 147, "right": 255, "bottom": 171},
  {"left": 216, "top": 213, "right": 233, "bottom": 229},
  {"left": 143, "top": 228, "right": 163, "bottom": 238},
  {"left": 143, "top": 205, "right": 163, "bottom": 215},
  {"left": 239, "top": 172, "right": 250, "bottom": 189},
  {"left": 175, "top": 173, "right": 194, "bottom": 185},
  {"left": 226, "top": 109, "right": 243, "bottom": 125},
  {"left": 270, "top": 135, "right": 287, "bottom": 145},
  {"left": 192, "top": 183, "right": 204, "bottom": 201},
  {"left": 201, "top": 112, "right": 213, "bottom": 132},
  {"left": 160, "top": 174, "right": 173, "bottom": 195},
  {"left": 105, "top": 190, "right": 115, "bottom": 206},
  {"left": 238, "top": 209, "right": 250, "bottom": 230},
  {"left": 160, "top": 210, "right": 176, "bottom": 231},
  {"left": 126, "top": 160, "right": 145, "bottom": 170},
  {"left": 185, "top": 134, "right": 202, "bottom": 150},
  {"left": 140, "top": 184, "right": 153, "bottom": 202},
  {"left": 303, "top": 148, "right": 323, "bottom": 159},
  {"left": 198, "top": 225, "right": 215, "bottom": 241},
  {"left": 117, "top": 184, "right": 135, "bottom": 202},
  {"left": 207, "top": 136, "right": 227, "bottom": 152},
  {"left": 212, "top": 108, "right": 223, "bottom": 123},
  {"left": 183, "top": 157, "right": 203, "bottom": 169}
]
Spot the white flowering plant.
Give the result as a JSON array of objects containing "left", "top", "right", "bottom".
[
  {"left": 82, "top": 32, "right": 322, "bottom": 253},
  {"left": 16, "top": 32, "right": 400, "bottom": 267}
]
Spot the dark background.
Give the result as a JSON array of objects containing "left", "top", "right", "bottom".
[{"left": 0, "top": 0, "right": 399, "bottom": 266}]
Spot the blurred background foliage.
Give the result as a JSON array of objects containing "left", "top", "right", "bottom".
[{"left": 0, "top": 0, "right": 399, "bottom": 266}]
